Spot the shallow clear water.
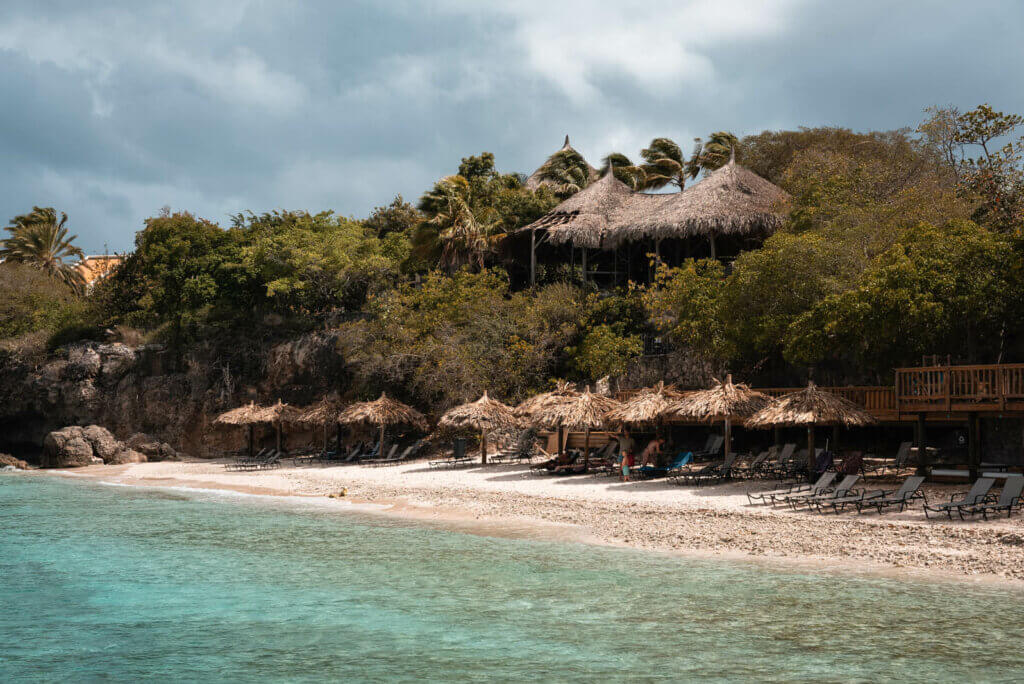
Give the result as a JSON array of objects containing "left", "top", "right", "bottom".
[{"left": 2, "top": 475, "right": 1024, "bottom": 682}]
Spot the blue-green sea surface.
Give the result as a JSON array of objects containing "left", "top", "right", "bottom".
[{"left": 2, "top": 474, "right": 1024, "bottom": 683}]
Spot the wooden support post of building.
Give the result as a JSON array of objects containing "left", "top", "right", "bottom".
[
  {"left": 709, "top": 235, "right": 717, "bottom": 260},
  {"left": 968, "top": 412, "right": 980, "bottom": 481},
  {"left": 915, "top": 413, "right": 929, "bottom": 476},
  {"left": 530, "top": 228, "right": 537, "bottom": 287},
  {"left": 613, "top": 247, "right": 619, "bottom": 287},
  {"left": 773, "top": 426, "right": 782, "bottom": 449},
  {"left": 581, "top": 247, "right": 587, "bottom": 284}
]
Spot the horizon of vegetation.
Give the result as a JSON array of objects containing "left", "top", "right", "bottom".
[{"left": 2, "top": 103, "right": 1023, "bottom": 411}]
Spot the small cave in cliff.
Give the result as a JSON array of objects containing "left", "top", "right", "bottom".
[{"left": 0, "top": 413, "right": 52, "bottom": 463}]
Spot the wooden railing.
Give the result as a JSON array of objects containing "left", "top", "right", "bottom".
[{"left": 895, "top": 363, "right": 1024, "bottom": 412}]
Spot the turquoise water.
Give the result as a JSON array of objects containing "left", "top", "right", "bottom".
[{"left": 2, "top": 476, "right": 1024, "bottom": 683}]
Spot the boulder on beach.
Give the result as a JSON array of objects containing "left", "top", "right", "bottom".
[
  {"left": 0, "top": 453, "right": 30, "bottom": 470},
  {"left": 41, "top": 425, "right": 148, "bottom": 467},
  {"left": 125, "top": 433, "right": 181, "bottom": 461}
]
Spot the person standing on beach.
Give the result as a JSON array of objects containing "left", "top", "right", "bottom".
[
  {"left": 616, "top": 429, "right": 636, "bottom": 482},
  {"left": 639, "top": 437, "right": 665, "bottom": 468}
]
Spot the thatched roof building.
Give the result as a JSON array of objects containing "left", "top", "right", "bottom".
[
  {"left": 745, "top": 383, "right": 876, "bottom": 429},
  {"left": 524, "top": 135, "right": 601, "bottom": 191},
  {"left": 604, "top": 152, "right": 789, "bottom": 248},
  {"left": 522, "top": 151, "right": 789, "bottom": 250}
]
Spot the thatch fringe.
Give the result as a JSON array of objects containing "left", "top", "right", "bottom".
[
  {"left": 296, "top": 396, "right": 345, "bottom": 425},
  {"left": 605, "top": 381, "right": 683, "bottom": 425},
  {"left": 438, "top": 391, "right": 519, "bottom": 431},
  {"left": 214, "top": 400, "right": 301, "bottom": 426},
  {"left": 526, "top": 387, "right": 621, "bottom": 431},
  {"left": 337, "top": 393, "right": 428, "bottom": 431},
  {"left": 514, "top": 381, "right": 580, "bottom": 419},
  {"left": 746, "top": 382, "right": 877, "bottom": 428},
  {"left": 671, "top": 376, "right": 775, "bottom": 421}
]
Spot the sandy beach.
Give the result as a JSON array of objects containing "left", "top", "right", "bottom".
[{"left": 46, "top": 457, "right": 1024, "bottom": 584}]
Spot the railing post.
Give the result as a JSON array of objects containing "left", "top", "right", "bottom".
[{"left": 944, "top": 368, "right": 951, "bottom": 412}]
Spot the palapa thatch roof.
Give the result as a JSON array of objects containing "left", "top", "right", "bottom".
[
  {"left": 523, "top": 166, "right": 636, "bottom": 248},
  {"left": 526, "top": 387, "right": 621, "bottom": 431},
  {"left": 522, "top": 150, "right": 789, "bottom": 249},
  {"left": 296, "top": 396, "right": 345, "bottom": 425},
  {"left": 514, "top": 380, "right": 580, "bottom": 419},
  {"left": 605, "top": 381, "right": 684, "bottom": 425},
  {"left": 336, "top": 393, "right": 428, "bottom": 431},
  {"left": 214, "top": 400, "right": 301, "bottom": 426},
  {"left": 604, "top": 152, "right": 789, "bottom": 247},
  {"left": 745, "top": 382, "right": 877, "bottom": 428},
  {"left": 524, "top": 135, "right": 601, "bottom": 191},
  {"left": 671, "top": 375, "right": 775, "bottom": 421},
  {"left": 438, "top": 391, "right": 519, "bottom": 432}
]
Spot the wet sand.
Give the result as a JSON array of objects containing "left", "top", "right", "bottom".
[{"left": 40, "top": 458, "right": 1024, "bottom": 584}]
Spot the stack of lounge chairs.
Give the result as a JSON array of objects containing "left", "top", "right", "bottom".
[
  {"left": 225, "top": 448, "right": 286, "bottom": 471},
  {"left": 365, "top": 441, "right": 426, "bottom": 467},
  {"left": 668, "top": 452, "right": 737, "bottom": 486}
]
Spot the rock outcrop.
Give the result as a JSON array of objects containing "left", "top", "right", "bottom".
[
  {"left": 40, "top": 425, "right": 147, "bottom": 468},
  {"left": 0, "top": 453, "right": 30, "bottom": 470},
  {"left": 125, "top": 433, "right": 181, "bottom": 462}
]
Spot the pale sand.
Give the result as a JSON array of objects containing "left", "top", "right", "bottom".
[{"left": 46, "top": 458, "right": 1024, "bottom": 584}]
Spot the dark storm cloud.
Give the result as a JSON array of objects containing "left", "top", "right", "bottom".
[{"left": 1, "top": 0, "right": 1022, "bottom": 253}]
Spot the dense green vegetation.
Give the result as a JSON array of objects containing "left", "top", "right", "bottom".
[{"left": 2, "top": 104, "right": 1023, "bottom": 409}]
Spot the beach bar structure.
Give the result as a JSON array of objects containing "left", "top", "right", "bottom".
[{"left": 517, "top": 143, "right": 789, "bottom": 287}]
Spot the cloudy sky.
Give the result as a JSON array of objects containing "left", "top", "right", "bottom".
[{"left": 2, "top": 0, "right": 1023, "bottom": 253}]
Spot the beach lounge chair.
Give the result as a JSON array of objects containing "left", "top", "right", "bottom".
[
  {"left": 789, "top": 475, "right": 860, "bottom": 510},
  {"left": 731, "top": 450, "right": 770, "bottom": 480},
  {"left": 923, "top": 477, "right": 996, "bottom": 520},
  {"left": 814, "top": 474, "right": 920, "bottom": 514},
  {"left": 430, "top": 439, "right": 473, "bottom": 469},
  {"left": 961, "top": 476, "right": 1024, "bottom": 520},
  {"left": 669, "top": 452, "right": 737, "bottom": 486},
  {"left": 693, "top": 435, "right": 724, "bottom": 461},
  {"left": 863, "top": 441, "right": 913, "bottom": 477},
  {"left": 854, "top": 475, "right": 928, "bottom": 514},
  {"left": 635, "top": 452, "right": 693, "bottom": 480},
  {"left": 763, "top": 444, "right": 798, "bottom": 479},
  {"left": 363, "top": 444, "right": 400, "bottom": 466},
  {"left": 746, "top": 471, "right": 837, "bottom": 506}
]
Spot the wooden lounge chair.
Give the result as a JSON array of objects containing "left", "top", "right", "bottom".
[
  {"left": 854, "top": 475, "right": 928, "bottom": 514},
  {"left": 789, "top": 475, "right": 860, "bottom": 510},
  {"left": 961, "top": 476, "right": 1024, "bottom": 520},
  {"left": 923, "top": 477, "right": 996, "bottom": 520},
  {"left": 746, "top": 471, "right": 837, "bottom": 506}
]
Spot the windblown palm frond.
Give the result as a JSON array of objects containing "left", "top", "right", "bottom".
[
  {"left": 601, "top": 153, "right": 647, "bottom": 190},
  {"left": 1, "top": 207, "right": 85, "bottom": 291},
  {"left": 536, "top": 148, "right": 594, "bottom": 198},
  {"left": 639, "top": 138, "right": 687, "bottom": 190},
  {"left": 427, "top": 176, "right": 505, "bottom": 270}
]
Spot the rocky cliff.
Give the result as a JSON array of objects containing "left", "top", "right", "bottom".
[{"left": 0, "top": 332, "right": 346, "bottom": 463}]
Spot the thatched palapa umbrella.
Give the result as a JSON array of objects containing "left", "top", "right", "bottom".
[
  {"left": 605, "top": 381, "right": 683, "bottom": 428},
  {"left": 438, "top": 391, "right": 518, "bottom": 464},
  {"left": 746, "top": 382, "right": 877, "bottom": 475},
  {"left": 515, "top": 381, "right": 580, "bottom": 456},
  {"left": 337, "top": 393, "right": 428, "bottom": 455},
  {"left": 671, "top": 375, "right": 774, "bottom": 463},
  {"left": 297, "top": 396, "right": 345, "bottom": 453},
  {"left": 526, "top": 387, "right": 621, "bottom": 469},
  {"left": 214, "top": 400, "right": 300, "bottom": 458}
]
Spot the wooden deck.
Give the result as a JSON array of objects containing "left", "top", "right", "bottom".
[{"left": 616, "top": 363, "right": 1024, "bottom": 424}]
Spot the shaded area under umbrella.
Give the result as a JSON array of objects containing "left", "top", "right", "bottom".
[
  {"left": 438, "top": 391, "right": 518, "bottom": 464},
  {"left": 670, "top": 375, "right": 775, "bottom": 464}
]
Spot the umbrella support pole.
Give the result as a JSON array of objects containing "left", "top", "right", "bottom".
[
  {"left": 807, "top": 424, "right": 816, "bottom": 480},
  {"left": 584, "top": 428, "right": 591, "bottom": 470},
  {"left": 248, "top": 425, "right": 254, "bottom": 460},
  {"left": 481, "top": 430, "right": 488, "bottom": 465}
]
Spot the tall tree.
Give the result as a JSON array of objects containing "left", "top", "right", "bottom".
[
  {"left": 639, "top": 137, "right": 687, "bottom": 190},
  {"left": 690, "top": 131, "right": 740, "bottom": 175},
  {"left": 534, "top": 148, "right": 592, "bottom": 197},
  {"left": 1, "top": 207, "right": 85, "bottom": 291},
  {"left": 426, "top": 176, "right": 503, "bottom": 271}
]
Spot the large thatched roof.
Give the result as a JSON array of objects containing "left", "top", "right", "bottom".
[
  {"left": 746, "top": 382, "right": 877, "bottom": 428},
  {"left": 604, "top": 153, "right": 789, "bottom": 247},
  {"left": 522, "top": 151, "right": 788, "bottom": 249},
  {"left": 526, "top": 387, "right": 621, "bottom": 431},
  {"left": 524, "top": 135, "right": 601, "bottom": 191},
  {"left": 605, "top": 381, "right": 684, "bottom": 425},
  {"left": 514, "top": 381, "right": 580, "bottom": 419},
  {"left": 671, "top": 375, "right": 775, "bottom": 421},
  {"left": 438, "top": 391, "right": 519, "bottom": 432},
  {"left": 296, "top": 396, "right": 345, "bottom": 425},
  {"left": 523, "top": 167, "right": 637, "bottom": 248},
  {"left": 214, "top": 400, "right": 301, "bottom": 426},
  {"left": 337, "top": 393, "right": 428, "bottom": 431}
]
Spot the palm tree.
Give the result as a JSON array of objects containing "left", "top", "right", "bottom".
[
  {"left": 535, "top": 148, "right": 592, "bottom": 198},
  {"left": 1, "top": 207, "right": 85, "bottom": 291},
  {"left": 639, "top": 138, "right": 687, "bottom": 190},
  {"left": 600, "top": 153, "right": 646, "bottom": 190},
  {"left": 690, "top": 131, "right": 740, "bottom": 175},
  {"left": 427, "top": 176, "right": 504, "bottom": 271}
]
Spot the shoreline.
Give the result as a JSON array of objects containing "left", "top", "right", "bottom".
[{"left": 27, "top": 459, "right": 1024, "bottom": 587}]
